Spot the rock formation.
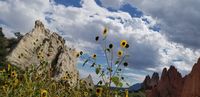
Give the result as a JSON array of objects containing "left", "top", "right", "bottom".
[
  {"left": 142, "top": 72, "right": 159, "bottom": 90},
  {"left": 146, "top": 58, "right": 200, "bottom": 97},
  {"left": 181, "top": 58, "right": 200, "bottom": 97},
  {"left": 79, "top": 74, "right": 94, "bottom": 91},
  {"left": 6, "top": 20, "right": 79, "bottom": 86}
]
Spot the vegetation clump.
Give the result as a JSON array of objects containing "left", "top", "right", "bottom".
[{"left": 80, "top": 27, "right": 130, "bottom": 97}]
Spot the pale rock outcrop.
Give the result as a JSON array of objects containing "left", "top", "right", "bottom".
[
  {"left": 80, "top": 74, "right": 94, "bottom": 91},
  {"left": 7, "top": 20, "right": 79, "bottom": 86}
]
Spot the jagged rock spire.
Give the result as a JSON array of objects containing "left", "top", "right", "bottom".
[{"left": 34, "top": 20, "right": 44, "bottom": 29}]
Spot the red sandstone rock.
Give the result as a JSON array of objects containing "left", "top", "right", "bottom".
[
  {"left": 147, "top": 66, "right": 184, "bottom": 97},
  {"left": 181, "top": 58, "right": 200, "bottom": 97},
  {"left": 143, "top": 72, "right": 159, "bottom": 90},
  {"left": 146, "top": 58, "right": 200, "bottom": 97}
]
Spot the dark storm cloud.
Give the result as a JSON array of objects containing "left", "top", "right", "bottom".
[{"left": 127, "top": 39, "right": 159, "bottom": 70}]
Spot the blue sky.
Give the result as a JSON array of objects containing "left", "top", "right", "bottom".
[{"left": 0, "top": 0, "right": 200, "bottom": 87}]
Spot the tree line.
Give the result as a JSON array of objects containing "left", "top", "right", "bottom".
[{"left": 0, "top": 27, "right": 22, "bottom": 64}]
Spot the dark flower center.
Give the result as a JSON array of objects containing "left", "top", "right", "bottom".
[
  {"left": 95, "top": 36, "right": 99, "bottom": 41},
  {"left": 109, "top": 44, "right": 113, "bottom": 48},
  {"left": 80, "top": 51, "right": 83, "bottom": 55},
  {"left": 96, "top": 89, "right": 100, "bottom": 93},
  {"left": 123, "top": 62, "right": 128, "bottom": 66},
  {"left": 42, "top": 93, "right": 46, "bottom": 96},
  {"left": 125, "top": 44, "right": 129, "bottom": 48},
  {"left": 122, "top": 42, "right": 125, "bottom": 45}
]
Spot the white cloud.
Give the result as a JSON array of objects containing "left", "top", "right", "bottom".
[
  {"left": 100, "top": 0, "right": 200, "bottom": 49},
  {"left": 123, "top": 72, "right": 145, "bottom": 82},
  {"left": 0, "top": 0, "right": 52, "bottom": 33}
]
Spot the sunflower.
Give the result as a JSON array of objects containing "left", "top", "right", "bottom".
[
  {"left": 51, "top": 83, "right": 57, "bottom": 90},
  {"left": 120, "top": 40, "right": 128, "bottom": 48},
  {"left": 125, "top": 43, "right": 129, "bottom": 48},
  {"left": 96, "top": 87, "right": 103, "bottom": 96},
  {"left": 102, "top": 27, "right": 108, "bottom": 36},
  {"left": 92, "top": 54, "right": 97, "bottom": 59},
  {"left": 80, "top": 80, "right": 84, "bottom": 84},
  {"left": 95, "top": 36, "right": 99, "bottom": 41},
  {"left": 62, "top": 76, "right": 68, "bottom": 81},
  {"left": 80, "top": 51, "right": 83, "bottom": 55},
  {"left": 109, "top": 44, "right": 113, "bottom": 49},
  {"left": 117, "top": 50, "right": 123, "bottom": 57},
  {"left": 40, "top": 89, "right": 48, "bottom": 97},
  {"left": 11, "top": 71, "right": 17, "bottom": 78},
  {"left": 123, "top": 62, "right": 128, "bottom": 67},
  {"left": 20, "top": 94, "right": 24, "bottom": 97},
  {"left": 13, "top": 78, "right": 19, "bottom": 86},
  {"left": 125, "top": 89, "right": 129, "bottom": 97},
  {"left": 76, "top": 53, "right": 80, "bottom": 58},
  {"left": 84, "top": 92, "right": 88, "bottom": 97}
]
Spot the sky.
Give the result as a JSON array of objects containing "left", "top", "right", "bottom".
[{"left": 0, "top": 0, "right": 200, "bottom": 87}]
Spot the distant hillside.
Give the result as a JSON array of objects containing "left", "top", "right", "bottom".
[{"left": 129, "top": 83, "right": 142, "bottom": 92}]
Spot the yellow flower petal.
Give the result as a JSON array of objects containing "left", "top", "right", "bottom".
[
  {"left": 40, "top": 89, "right": 48, "bottom": 97},
  {"left": 120, "top": 40, "right": 128, "bottom": 48},
  {"left": 92, "top": 54, "right": 97, "bottom": 59},
  {"left": 117, "top": 50, "right": 123, "bottom": 57},
  {"left": 11, "top": 71, "right": 17, "bottom": 78},
  {"left": 96, "top": 87, "right": 103, "bottom": 96},
  {"left": 102, "top": 27, "right": 108, "bottom": 36}
]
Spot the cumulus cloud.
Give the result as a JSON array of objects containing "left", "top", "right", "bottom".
[
  {"left": 100, "top": 0, "right": 200, "bottom": 49},
  {"left": 0, "top": 0, "right": 52, "bottom": 34},
  {"left": 0, "top": 0, "right": 199, "bottom": 85}
]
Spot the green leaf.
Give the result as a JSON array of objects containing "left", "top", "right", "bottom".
[
  {"left": 106, "top": 48, "right": 110, "bottom": 52},
  {"left": 97, "top": 80, "right": 103, "bottom": 85},
  {"left": 90, "top": 63, "right": 95, "bottom": 67},
  {"left": 82, "top": 59, "right": 89, "bottom": 67},
  {"left": 100, "top": 70, "right": 105, "bottom": 76},
  {"left": 115, "top": 61, "right": 119, "bottom": 65},
  {"left": 95, "top": 67, "right": 101, "bottom": 75},
  {"left": 118, "top": 68, "right": 122, "bottom": 71},
  {"left": 111, "top": 76, "right": 120, "bottom": 87},
  {"left": 107, "top": 67, "right": 112, "bottom": 72},
  {"left": 119, "top": 82, "right": 123, "bottom": 87}
]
